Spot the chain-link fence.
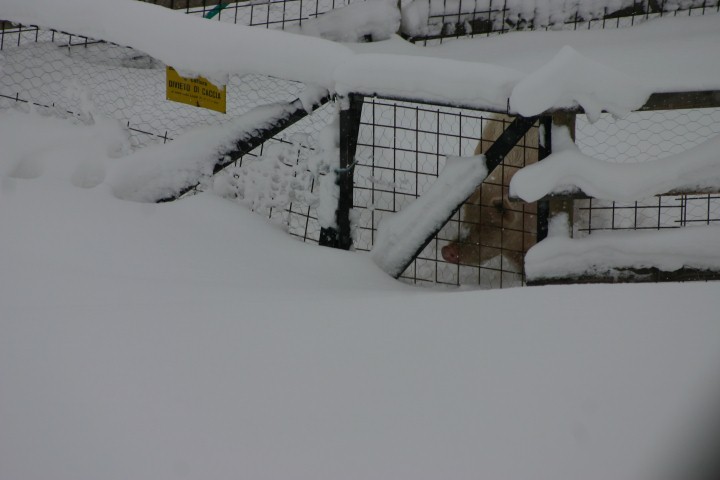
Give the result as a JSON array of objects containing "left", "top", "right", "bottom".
[
  {"left": 573, "top": 108, "right": 720, "bottom": 236},
  {"left": 0, "top": 17, "right": 337, "bottom": 242}
]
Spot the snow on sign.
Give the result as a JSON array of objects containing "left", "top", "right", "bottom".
[{"left": 166, "top": 67, "right": 226, "bottom": 113}]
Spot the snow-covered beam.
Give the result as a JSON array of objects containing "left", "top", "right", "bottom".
[
  {"left": 524, "top": 226, "right": 720, "bottom": 285},
  {"left": 539, "top": 91, "right": 720, "bottom": 115},
  {"left": 155, "top": 92, "right": 331, "bottom": 203}
]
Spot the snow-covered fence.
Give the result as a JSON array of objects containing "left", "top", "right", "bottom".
[
  {"left": 317, "top": 91, "right": 720, "bottom": 288},
  {"left": 509, "top": 106, "right": 720, "bottom": 285},
  {"left": 0, "top": 25, "right": 316, "bottom": 147},
  {"left": 401, "top": 0, "right": 720, "bottom": 43},
  {"left": 4, "top": 1, "right": 720, "bottom": 289},
  {"left": 139, "top": 0, "right": 360, "bottom": 31},
  {"left": 573, "top": 109, "right": 720, "bottom": 237},
  {"left": 324, "top": 95, "right": 544, "bottom": 288},
  {"left": 0, "top": 21, "right": 338, "bottom": 241}
]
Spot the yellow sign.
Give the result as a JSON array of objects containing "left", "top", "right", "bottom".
[{"left": 166, "top": 67, "right": 226, "bottom": 113}]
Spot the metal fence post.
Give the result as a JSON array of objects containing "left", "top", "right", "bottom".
[{"left": 319, "top": 93, "right": 364, "bottom": 250}]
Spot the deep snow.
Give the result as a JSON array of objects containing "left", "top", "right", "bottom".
[{"left": 1, "top": 102, "right": 720, "bottom": 480}]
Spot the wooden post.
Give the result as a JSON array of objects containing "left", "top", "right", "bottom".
[
  {"left": 549, "top": 111, "right": 576, "bottom": 237},
  {"left": 536, "top": 116, "right": 552, "bottom": 242}
]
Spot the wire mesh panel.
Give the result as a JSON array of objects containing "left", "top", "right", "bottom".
[
  {"left": 139, "top": 0, "right": 358, "bottom": 29},
  {"left": 0, "top": 27, "right": 306, "bottom": 148},
  {"left": 353, "top": 97, "right": 540, "bottom": 288},
  {"left": 211, "top": 102, "right": 336, "bottom": 244},
  {"left": 573, "top": 108, "right": 720, "bottom": 236},
  {"left": 403, "top": 0, "right": 720, "bottom": 44},
  {"left": 0, "top": 22, "right": 335, "bottom": 244}
]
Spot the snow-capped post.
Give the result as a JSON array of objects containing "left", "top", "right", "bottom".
[
  {"left": 372, "top": 114, "right": 540, "bottom": 278},
  {"left": 319, "top": 93, "right": 364, "bottom": 250},
  {"left": 548, "top": 111, "right": 576, "bottom": 237}
]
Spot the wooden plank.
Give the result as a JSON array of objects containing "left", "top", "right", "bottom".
[
  {"left": 639, "top": 91, "right": 720, "bottom": 111},
  {"left": 528, "top": 267, "right": 720, "bottom": 286},
  {"left": 546, "top": 91, "right": 720, "bottom": 114},
  {"left": 511, "top": 187, "right": 720, "bottom": 203},
  {"left": 548, "top": 112, "right": 576, "bottom": 236}
]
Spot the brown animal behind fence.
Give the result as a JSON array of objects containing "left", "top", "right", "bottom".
[{"left": 441, "top": 115, "right": 539, "bottom": 274}]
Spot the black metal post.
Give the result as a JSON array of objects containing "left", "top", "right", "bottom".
[{"left": 319, "top": 93, "right": 364, "bottom": 250}]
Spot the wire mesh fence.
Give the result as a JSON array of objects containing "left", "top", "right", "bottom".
[
  {"left": 0, "top": 20, "right": 335, "bottom": 242},
  {"left": 2, "top": 3, "right": 719, "bottom": 289},
  {"left": 403, "top": 0, "right": 720, "bottom": 44},
  {"left": 352, "top": 97, "right": 540, "bottom": 288},
  {"left": 0, "top": 26, "right": 307, "bottom": 148},
  {"left": 573, "top": 108, "right": 720, "bottom": 237},
  {"left": 138, "top": 0, "right": 357, "bottom": 29},
  {"left": 210, "top": 102, "right": 336, "bottom": 244}
]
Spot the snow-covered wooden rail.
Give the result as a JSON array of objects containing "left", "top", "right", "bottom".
[{"left": 155, "top": 93, "right": 330, "bottom": 203}]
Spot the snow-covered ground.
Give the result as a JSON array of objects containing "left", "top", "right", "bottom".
[{"left": 2, "top": 93, "right": 720, "bottom": 480}]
